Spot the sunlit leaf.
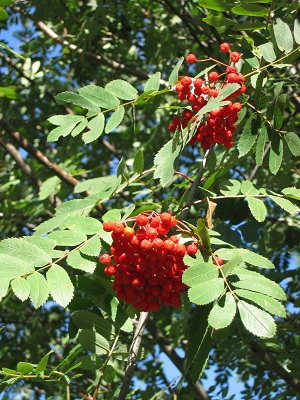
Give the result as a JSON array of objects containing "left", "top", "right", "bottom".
[{"left": 238, "top": 301, "right": 276, "bottom": 338}]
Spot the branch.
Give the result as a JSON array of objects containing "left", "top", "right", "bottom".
[
  {"left": 0, "top": 118, "right": 103, "bottom": 213},
  {"left": 117, "top": 312, "right": 149, "bottom": 400},
  {"left": 0, "top": 135, "right": 42, "bottom": 188},
  {"left": 0, "top": 118, "right": 79, "bottom": 187},
  {"left": 250, "top": 340, "right": 300, "bottom": 394},
  {"left": 36, "top": 21, "right": 150, "bottom": 82},
  {"left": 147, "top": 320, "right": 211, "bottom": 400}
]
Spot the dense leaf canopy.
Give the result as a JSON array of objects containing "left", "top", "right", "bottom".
[{"left": 0, "top": 1, "right": 299, "bottom": 399}]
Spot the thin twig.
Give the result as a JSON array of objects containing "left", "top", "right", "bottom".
[
  {"left": 36, "top": 21, "right": 151, "bottom": 82},
  {"left": 0, "top": 118, "right": 104, "bottom": 213},
  {"left": 117, "top": 312, "right": 149, "bottom": 400}
]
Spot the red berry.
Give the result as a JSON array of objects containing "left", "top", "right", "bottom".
[
  {"left": 103, "top": 221, "right": 116, "bottom": 232},
  {"left": 180, "top": 76, "right": 193, "bottom": 87},
  {"left": 227, "top": 73, "right": 239, "bottom": 83},
  {"left": 104, "top": 265, "right": 117, "bottom": 276},
  {"left": 220, "top": 42, "right": 230, "bottom": 52},
  {"left": 208, "top": 71, "right": 219, "bottom": 82},
  {"left": 99, "top": 254, "right": 112, "bottom": 264},
  {"left": 230, "top": 51, "right": 241, "bottom": 63},
  {"left": 124, "top": 226, "right": 135, "bottom": 239},
  {"left": 186, "top": 242, "right": 198, "bottom": 255},
  {"left": 136, "top": 213, "right": 149, "bottom": 226},
  {"left": 213, "top": 256, "right": 225, "bottom": 266},
  {"left": 160, "top": 212, "right": 172, "bottom": 225},
  {"left": 186, "top": 53, "right": 197, "bottom": 63}
]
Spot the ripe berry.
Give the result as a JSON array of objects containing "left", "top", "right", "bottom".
[
  {"left": 124, "top": 226, "right": 135, "bottom": 239},
  {"left": 99, "top": 254, "right": 112, "bottom": 264},
  {"left": 213, "top": 256, "right": 225, "bottom": 266},
  {"left": 186, "top": 243, "right": 198, "bottom": 255},
  {"left": 103, "top": 221, "right": 116, "bottom": 232},
  {"left": 208, "top": 71, "right": 219, "bottom": 82},
  {"left": 104, "top": 265, "right": 117, "bottom": 276},
  {"left": 186, "top": 53, "right": 197, "bottom": 63},
  {"left": 180, "top": 76, "right": 193, "bottom": 87},
  {"left": 220, "top": 42, "right": 230, "bottom": 52},
  {"left": 230, "top": 51, "right": 241, "bottom": 63},
  {"left": 136, "top": 213, "right": 148, "bottom": 226},
  {"left": 160, "top": 212, "right": 172, "bottom": 225}
]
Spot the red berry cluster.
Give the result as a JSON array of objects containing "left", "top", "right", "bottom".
[
  {"left": 100, "top": 212, "right": 199, "bottom": 312},
  {"left": 168, "top": 43, "right": 246, "bottom": 150}
]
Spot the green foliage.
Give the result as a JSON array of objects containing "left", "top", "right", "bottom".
[{"left": 0, "top": 1, "right": 299, "bottom": 399}]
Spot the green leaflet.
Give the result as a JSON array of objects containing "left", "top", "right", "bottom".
[
  {"left": 27, "top": 273, "right": 49, "bottom": 308},
  {"left": 63, "top": 215, "right": 103, "bottom": 235},
  {"left": 76, "top": 355, "right": 103, "bottom": 371},
  {"left": 78, "top": 235, "right": 102, "bottom": 257},
  {"left": 258, "top": 42, "right": 276, "bottom": 62},
  {"left": 83, "top": 113, "right": 105, "bottom": 143},
  {"left": 55, "top": 92, "right": 101, "bottom": 111},
  {"left": 105, "top": 79, "right": 138, "bottom": 100},
  {"left": 11, "top": 277, "right": 30, "bottom": 301},
  {"left": 216, "top": 248, "right": 275, "bottom": 269},
  {"left": 105, "top": 106, "right": 125, "bottom": 133},
  {"left": 231, "top": 4, "right": 268, "bottom": 16},
  {"left": 273, "top": 18, "right": 294, "bottom": 54},
  {"left": 188, "top": 278, "right": 225, "bottom": 305},
  {"left": 67, "top": 250, "right": 97, "bottom": 273},
  {"left": 186, "top": 305, "right": 213, "bottom": 382},
  {"left": 208, "top": 293, "right": 237, "bottom": 329},
  {"left": 284, "top": 132, "right": 300, "bottom": 156},
  {"left": 255, "top": 124, "right": 267, "bottom": 166},
  {"left": 153, "top": 136, "right": 181, "bottom": 187},
  {"left": 72, "top": 310, "right": 113, "bottom": 341},
  {"left": 35, "top": 350, "right": 54, "bottom": 375},
  {"left": 79, "top": 85, "right": 120, "bottom": 108},
  {"left": 269, "top": 195, "right": 299, "bottom": 214},
  {"left": 78, "top": 329, "right": 110, "bottom": 355},
  {"left": 46, "top": 264, "right": 74, "bottom": 307},
  {"left": 47, "top": 230, "right": 87, "bottom": 246},
  {"left": 235, "top": 289, "right": 286, "bottom": 317},
  {"left": 133, "top": 149, "right": 144, "bottom": 174},
  {"left": 144, "top": 72, "right": 161, "bottom": 92},
  {"left": 220, "top": 179, "right": 241, "bottom": 196},
  {"left": 241, "top": 180, "right": 259, "bottom": 195},
  {"left": 238, "top": 114, "right": 260, "bottom": 157},
  {"left": 246, "top": 196, "right": 267, "bottom": 222},
  {"left": 17, "top": 362, "right": 35, "bottom": 375},
  {"left": 38, "top": 176, "right": 61, "bottom": 200},
  {"left": 238, "top": 301, "right": 276, "bottom": 338},
  {"left": 168, "top": 57, "right": 184, "bottom": 86},
  {"left": 182, "top": 262, "right": 218, "bottom": 287},
  {"left": 231, "top": 267, "right": 286, "bottom": 300}
]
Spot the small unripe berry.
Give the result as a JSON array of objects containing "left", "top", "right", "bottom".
[{"left": 220, "top": 42, "right": 230, "bottom": 52}]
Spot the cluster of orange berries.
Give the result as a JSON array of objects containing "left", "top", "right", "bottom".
[
  {"left": 100, "top": 212, "right": 199, "bottom": 312},
  {"left": 168, "top": 42, "right": 246, "bottom": 149}
]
